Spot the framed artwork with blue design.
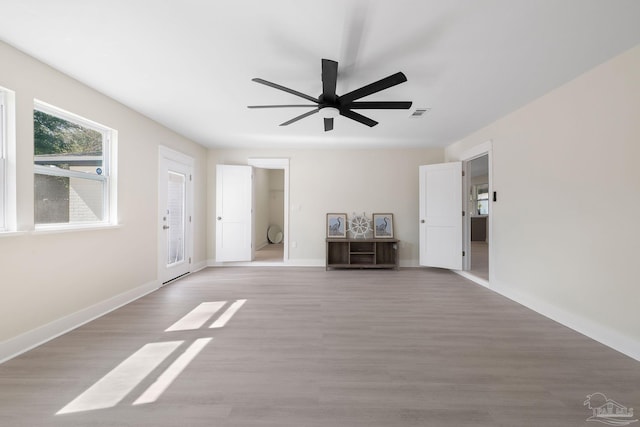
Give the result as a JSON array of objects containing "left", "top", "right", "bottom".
[
  {"left": 326, "top": 213, "right": 347, "bottom": 238},
  {"left": 373, "top": 213, "right": 393, "bottom": 238}
]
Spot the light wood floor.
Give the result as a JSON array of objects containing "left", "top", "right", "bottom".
[
  {"left": 470, "top": 241, "right": 489, "bottom": 281},
  {"left": 255, "top": 243, "right": 283, "bottom": 262},
  {"left": 1, "top": 267, "right": 638, "bottom": 426}
]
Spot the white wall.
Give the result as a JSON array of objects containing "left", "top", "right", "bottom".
[
  {"left": 208, "top": 148, "right": 444, "bottom": 266},
  {"left": 0, "top": 42, "right": 208, "bottom": 352},
  {"left": 446, "top": 44, "right": 640, "bottom": 358}
]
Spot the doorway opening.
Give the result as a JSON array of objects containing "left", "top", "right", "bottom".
[
  {"left": 461, "top": 141, "right": 492, "bottom": 284},
  {"left": 247, "top": 158, "right": 289, "bottom": 264},
  {"left": 465, "top": 154, "right": 489, "bottom": 280},
  {"left": 253, "top": 167, "right": 285, "bottom": 262}
]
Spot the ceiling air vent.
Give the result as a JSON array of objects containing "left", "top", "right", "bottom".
[{"left": 410, "top": 107, "right": 431, "bottom": 118}]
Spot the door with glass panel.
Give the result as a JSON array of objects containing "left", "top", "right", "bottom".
[{"left": 158, "top": 148, "right": 193, "bottom": 284}]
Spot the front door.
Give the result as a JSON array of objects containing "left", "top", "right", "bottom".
[{"left": 158, "top": 148, "right": 193, "bottom": 284}]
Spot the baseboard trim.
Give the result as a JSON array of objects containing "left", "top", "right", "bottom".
[
  {"left": 453, "top": 270, "right": 640, "bottom": 362},
  {"left": 455, "top": 270, "right": 490, "bottom": 287},
  {"left": 207, "top": 258, "right": 325, "bottom": 267},
  {"left": 0, "top": 279, "right": 160, "bottom": 364},
  {"left": 191, "top": 260, "right": 208, "bottom": 273},
  {"left": 206, "top": 259, "right": 418, "bottom": 268}
]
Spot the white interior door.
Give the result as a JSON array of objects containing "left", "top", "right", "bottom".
[
  {"left": 158, "top": 148, "right": 193, "bottom": 284},
  {"left": 216, "top": 164, "right": 253, "bottom": 262},
  {"left": 419, "top": 162, "right": 463, "bottom": 269}
]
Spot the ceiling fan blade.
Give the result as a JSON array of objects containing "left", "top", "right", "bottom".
[
  {"left": 339, "top": 109, "right": 378, "bottom": 127},
  {"left": 280, "top": 108, "right": 320, "bottom": 126},
  {"left": 248, "top": 105, "right": 318, "bottom": 108},
  {"left": 339, "top": 72, "right": 408, "bottom": 104},
  {"left": 321, "top": 59, "right": 338, "bottom": 103},
  {"left": 344, "top": 101, "right": 412, "bottom": 109},
  {"left": 324, "top": 118, "right": 334, "bottom": 132},
  {"left": 252, "top": 78, "right": 319, "bottom": 103}
]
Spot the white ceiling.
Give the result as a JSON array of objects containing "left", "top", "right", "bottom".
[{"left": 1, "top": 0, "right": 639, "bottom": 149}]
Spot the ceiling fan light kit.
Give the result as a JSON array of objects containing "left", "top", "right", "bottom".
[{"left": 249, "top": 58, "right": 412, "bottom": 132}]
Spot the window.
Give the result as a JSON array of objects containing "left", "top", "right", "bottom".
[
  {"left": 0, "top": 91, "right": 6, "bottom": 229},
  {"left": 34, "top": 101, "right": 116, "bottom": 228},
  {"left": 476, "top": 184, "right": 489, "bottom": 215},
  {"left": 0, "top": 87, "right": 16, "bottom": 232}
]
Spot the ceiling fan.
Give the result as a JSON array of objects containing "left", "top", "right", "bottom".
[{"left": 248, "top": 59, "right": 412, "bottom": 131}]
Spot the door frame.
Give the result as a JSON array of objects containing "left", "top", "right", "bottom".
[
  {"left": 158, "top": 146, "right": 194, "bottom": 284},
  {"left": 460, "top": 140, "right": 492, "bottom": 282},
  {"left": 247, "top": 158, "right": 289, "bottom": 261}
]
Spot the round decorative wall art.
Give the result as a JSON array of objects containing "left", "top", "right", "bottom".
[{"left": 348, "top": 212, "right": 372, "bottom": 239}]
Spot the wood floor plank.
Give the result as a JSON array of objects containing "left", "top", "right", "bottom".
[{"left": 0, "top": 267, "right": 638, "bottom": 426}]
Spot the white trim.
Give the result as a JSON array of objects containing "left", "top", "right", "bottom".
[
  {"left": 0, "top": 279, "right": 160, "bottom": 364},
  {"left": 159, "top": 145, "right": 195, "bottom": 167},
  {"left": 454, "top": 269, "right": 490, "bottom": 288},
  {"left": 108, "top": 130, "right": 118, "bottom": 225},
  {"left": 0, "top": 91, "right": 4, "bottom": 159},
  {"left": 0, "top": 158, "right": 4, "bottom": 229},
  {"left": 33, "top": 223, "right": 122, "bottom": 234},
  {"left": 0, "top": 87, "right": 16, "bottom": 232},
  {"left": 209, "top": 259, "right": 418, "bottom": 268},
  {"left": 0, "top": 92, "right": 5, "bottom": 230},
  {"left": 207, "top": 258, "right": 419, "bottom": 268},
  {"left": 247, "top": 158, "right": 290, "bottom": 262},
  {"left": 191, "top": 260, "right": 208, "bottom": 273},
  {"left": 207, "top": 257, "right": 324, "bottom": 268},
  {"left": 34, "top": 164, "right": 107, "bottom": 181},
  {"left": 454, "top": 271, "right": 640, "bottom": 362},
  {"left": 460, "top": 140, "right": 493, "bottom": 161}
]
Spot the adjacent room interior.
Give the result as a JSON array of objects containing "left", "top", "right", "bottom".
[
  {"left": 467, "top": 154, "right": 489, "bottom": 281},
  {"left": 0, "top": 1, "right": 639, "bottom": 426}
]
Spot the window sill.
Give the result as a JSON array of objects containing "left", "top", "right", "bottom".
[{"left": 33, "top": 223, "right": 121, "bottom": 235}]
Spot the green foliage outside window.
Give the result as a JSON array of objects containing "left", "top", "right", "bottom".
[{"left": 34, "top": 110, "right": 102, "bottom": 156}]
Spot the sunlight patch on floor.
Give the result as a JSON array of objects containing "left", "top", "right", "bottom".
[
  {"left": 56, "top": 299, "right": 248, "bottom": 415},
  {"left": 57, "top": 341, "right": 183, "bottom": 415},
  {"left": 210, "top": 299, "right": 247, "bottom": 329},
  {"left": 165, "top": 301, "right": 226, "bottom": 332},
  {"left": 133, "top": 338, "right": 212, "bottom": 406}
]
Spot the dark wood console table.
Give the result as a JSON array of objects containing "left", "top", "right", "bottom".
[{"left": 326, "top": 238, "right": 399, "bottom": 270}]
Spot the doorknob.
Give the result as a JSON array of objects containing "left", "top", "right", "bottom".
[
  {"left": 163, "top": 225, "right": 170, "bottom": 230},
  {"left": 420, "top": 219, "right": 425, "bottom": 223},
  {"left": 217, "top": 216, "right": 222, "bottom": 220}
]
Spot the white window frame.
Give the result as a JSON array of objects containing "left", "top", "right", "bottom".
[
  {"left": 34, "top": 100, "right": 117, "bottom": 230},
  {"left": 0, "top": 87, "right": 16, "bottom": 232}
]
